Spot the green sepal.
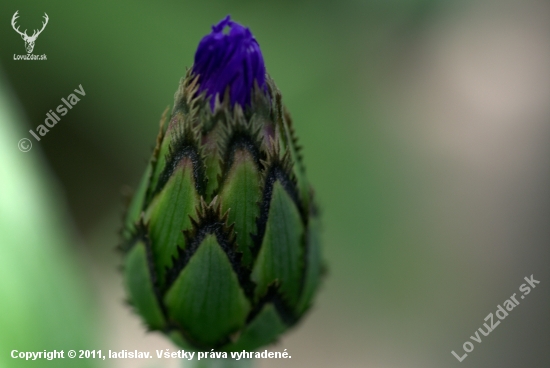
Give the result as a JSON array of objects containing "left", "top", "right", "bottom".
[
  {"left": 281, "top": 117, "right": 309, "bottom": 210},
  {"left": 219, "top": 150, "right": 261, "bottom": 268},
  {"left": 252, "top": 182, "right": 304, "bottom": 307},
  {"left": 224, "top": 303, "right": 287, "bottom": 352},
  {"left": 123, "top": 108, "right": 170, "bottom": 240},
  {"left": 145, "top": 158, "right": 199, "bottom": 286},
  {"left": 123, "top": 240, "right": 166, "bottom": 330},
  {"left": 272, "top": 90, "right": 309, "bottom": 209},
  {"left": 202, "top": 126, "right": 223, "bottom": 200},
  {"left": 147, "top": 114, "right": 177, "bottom": 196},
  {"left": 296, "top": 212, "right": 322, "bottom": 314},
  {"left": 122, "top": 162, "right": 151, "bottom": 241},
  {"left": 164, "top": 234, "right": 250, "bottom": 346}
]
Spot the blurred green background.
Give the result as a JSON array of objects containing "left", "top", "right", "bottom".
[{"left": 1, "top": 0, "right": 549, "bottom": 367}]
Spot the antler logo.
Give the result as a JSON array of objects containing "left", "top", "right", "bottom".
[{"left": 11, "top": 11, "right": 49, "bottom": 54}]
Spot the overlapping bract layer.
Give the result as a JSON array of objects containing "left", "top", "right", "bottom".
[{"left": 121, "top": 72, "right": 321, "bottom": 351}]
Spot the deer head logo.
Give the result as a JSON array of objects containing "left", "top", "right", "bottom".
[{"left": 11, "top": 11, "right": 49, "bottom": 54}]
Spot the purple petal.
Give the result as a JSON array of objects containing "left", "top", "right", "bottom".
[{"left": 193, "top": 16, "right": 266, "bottom": 110}]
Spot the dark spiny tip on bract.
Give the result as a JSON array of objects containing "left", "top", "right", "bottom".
[
  {"left": 216, "top": 114, "right": 266, "bottom": 191},
  {"left": 260, "top": 146, "right": 297, "bottom": 190},
  {"left": 173, "top": 71, "right": 203, "bottom": 116},
  {"left": 164, "top": 196, "right": 241, "bottom": 290},
  {"left": 153, "top": 117, "right": 208, "bottom": 197}
]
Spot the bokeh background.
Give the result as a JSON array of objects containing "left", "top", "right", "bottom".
[{"left": 1, "top": 0, "right": 549, "bottom": 367}]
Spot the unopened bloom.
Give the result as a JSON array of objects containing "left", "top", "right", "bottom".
[
  {"left": 194, "top": 15, "right": 266, "bottom": 109},
  {"left": 121, "top": 16, "right": 322, "bottom": 351}
]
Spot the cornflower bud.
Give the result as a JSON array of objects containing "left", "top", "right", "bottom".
[{"left": 121, "top": 15, "right": 322, "bottom": 351}]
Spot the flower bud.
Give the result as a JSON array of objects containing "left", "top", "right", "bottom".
[{"left": 121, "top": 16, "right": 322, "bottom": 351}]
